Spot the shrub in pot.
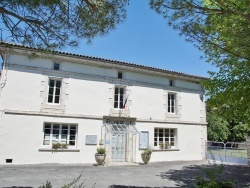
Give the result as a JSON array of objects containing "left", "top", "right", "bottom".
[
  {"left": 95, "top": 147, "right": 106, "bottom": 165},
  {"left": 141, "top": 148, "right": 152, "bottom": 165}
]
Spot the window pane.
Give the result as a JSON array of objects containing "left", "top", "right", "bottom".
[
  {"left": 119, "top": 101, "right": 123, "bottom": 109},
  {"left": 69, "top": 141, "right": 75, "bottom": 145},
  {"left": 62, "top": 125, "right": 68, "bottom": 129},
  {"left": 49, "top": 80, "right": 54, "bottom": 87},
  {"left": 70, "top": 125, "right": 76, "bottom": 129},
  {"left": 55, "top": 96, "right": 60, "bottom": 103},
  {"left": 45, "top": 129, "right": 51, "bottom": 134},
  {"left": 154, "top": 142, "right": 157, "bottom": 146},
  {"left": 61, "top": 130, "right": 68, "bottom": 134},
  {"left": 114, "top": 101, "right": 118, "bottom": 108},
  {"left": 120, "top": 88, "right": 124, "bottom": 94},
  {"left": 54, "top": 63, "right": 60, "bottom": 70},
  {"left": 56, "top": 80, "right": 61, "bottom": 87},
  {"left": 45, "top": 124, "right": 51, "bottom": 129},
  {"left": 48, "top": 95, "right": 53, "bottom": 103},
  {"left": 55, "top": 88, "right": 60, "bottom": 95},
  {"left": 70, "top": 136, "right": 75, "bottom": 140},
  {"left": 70, "top": 130, "right": 76, "bottom": 135},
  {"left": 159, "top": 138, "right": 163, "bottom": 142},
  {"left": 61, "top": 135, "right": 67, "bottom": 140},
  {"left": 115, "top": 88, "right": 118, "bottom": 94},
  {"left": 52, "top": 135, "right": 59, "bottom": 139},
  {"left": 43, "top": 140, "right": 50, "bottom": 145},
  {"left": 159, "top": 132, "right": 163, "bottom": 137},
  {"left": 44, "top": 134, "right": 50, "bottom": 139},
  {"left": 49, "top": 88, "right": 54, "bottom": 95},
  {"left": 53, "top": 129, "right": 59, "bottom": 134},
  {"left": 171, "top": 106, "right": 174, "bottom": 113},
  {"left": 115, "top": 95, "right": 118, "bottom": 101}
]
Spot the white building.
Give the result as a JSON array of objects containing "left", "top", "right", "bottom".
[{"left": 0, "top": 43, "right": 207, "bottom": 164}]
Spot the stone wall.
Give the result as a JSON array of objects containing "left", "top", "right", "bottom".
[{"left": 246, "top": 136, "right": 250, "bottom": 166}]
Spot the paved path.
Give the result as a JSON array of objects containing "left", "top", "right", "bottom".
[{"left": 0, "top": 160, "right": 249, "bottom": 188}]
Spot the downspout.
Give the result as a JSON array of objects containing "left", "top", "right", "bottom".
[{"left": 0, "top": 50, "right": 7, "bottom": 97}]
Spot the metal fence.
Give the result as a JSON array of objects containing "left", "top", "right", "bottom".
[{"left": 206, "top": 141, "right": 248, "bottom": 165}]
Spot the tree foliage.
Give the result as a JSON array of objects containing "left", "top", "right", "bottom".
[
  {"left": 0, "top": 0, "right": 128, "bottom": 49},
  {"left": 207, "top": 107, "right": 249, "bottom": 142},
  {"left": 149, "top": 0, "right": 250, "bottom": 125}
]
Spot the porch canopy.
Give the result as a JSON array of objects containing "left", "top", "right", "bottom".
[{"left": 103, "top": 116, "right": 139, "bottom": 135}]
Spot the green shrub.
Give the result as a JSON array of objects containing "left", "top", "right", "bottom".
[
  {"left": 195, "top": 154, "right": 233, "bottom": 188},
  {"left": 96, "top": 147, "right": 106, "bottom": 154}
]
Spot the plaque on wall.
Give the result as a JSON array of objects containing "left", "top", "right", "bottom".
[{"left": 85, "top": 135, "right": 97, "bottom": 145}]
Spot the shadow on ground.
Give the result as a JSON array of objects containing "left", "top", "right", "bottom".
[
  {"left": 159, "top": 164, "right": 250, "bottom": 188},
  {"left": 3, "top": 187, "right": 33, "bottom": 188},
  {"left": 108, "top": 186, "right": 169, "bottom": 188}
]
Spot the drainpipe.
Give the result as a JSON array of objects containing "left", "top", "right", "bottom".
[{"left": 0, "top": 51, "right": 7, "bottom": 97}]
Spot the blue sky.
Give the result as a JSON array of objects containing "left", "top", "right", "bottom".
[{"left": 65, "top": 1, "right": 215, "bottom": 78}]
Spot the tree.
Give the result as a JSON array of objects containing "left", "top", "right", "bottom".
[
  {"left": 207, "top": 108, "right": 230, "bottom": 142},
  {"left": 149, "top": 0, "right": 250, "bottom": 125},
  {"left": 207, "top": 108, "right": 249, "bottom": 142},
  {"left": 0, "top": 0, "right": 128, "bottom": 49}
]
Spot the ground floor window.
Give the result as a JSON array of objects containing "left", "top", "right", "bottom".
[
  {"left": 154, "top": 128, "right": 176, "bottom": 148},
  {"left": 43, "top": 123, "right": 77, "bottom": 147}
]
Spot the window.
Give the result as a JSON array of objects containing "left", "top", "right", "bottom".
[
  {"left": 48, "top": 79, "right": 61, "bottom": 104},
  {"left": 154, "top": 128, "right": 176, "bottom": 148},
  {"left": 43, "top": 123, "right": 77, "bottom": 147},
  {"left": 53, "top": 63, "right": 60, "bottom": 70},
  {"left": 114, "top": 87, "right": 125, "bottom": 109},
  {"left": 169, "top": 80, "right": 174, "bottom": 86},
  {"left": 168, "top": 93, "right": 176, "bottom": 113},
  {"left": 118, "top": 72, "right": 123, "bottom": 79}
]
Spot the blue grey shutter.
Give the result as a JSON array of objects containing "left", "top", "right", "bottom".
[{"left": 139, "top": 131, "right": 149, "bottom": 149}]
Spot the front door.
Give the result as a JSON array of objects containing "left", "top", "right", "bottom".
[{"left": 111, "top": 133, "right": 126, "bottom": 162}]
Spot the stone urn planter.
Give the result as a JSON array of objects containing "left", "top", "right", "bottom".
[
  {"left": 95, "top": 154, "right": 106, "bottom": 165},
  {"left": 95, "top": 147, "right": 106, "bottom": 165},
  {"left": 141, "top": 148, "right": 153, "bottom": 165}
]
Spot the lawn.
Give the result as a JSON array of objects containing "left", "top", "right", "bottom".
[{"left": 207, "top": 148, "right": 247, "bottom": 158}]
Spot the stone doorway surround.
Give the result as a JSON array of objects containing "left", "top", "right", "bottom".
[{"left": 102, "top": 116, "right": 139, "bottom": 163}]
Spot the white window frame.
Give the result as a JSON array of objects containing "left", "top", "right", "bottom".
[
  {"left": 169, "top": 79, "right": 174, "bottom": 86},
  {"left": 118, "top": 71, "right": 123, "bottom": 79},
  {"left": 47, "top": 78, "right": 62, "bottom": 104},
  {"left": 53, "top": 62, "right": 60, "bottom": 70},
  {"left": 154, "top": 128, "right": 176, "bottom": 149},
  {"left": 43, "top": 123, "right": 77, "bottom": 148},
  {"left": 168, "top": 93, "right": 176, "bottom": 114},
  {"left": 114, "top": 86, "right": 126, "bottom": 109}
]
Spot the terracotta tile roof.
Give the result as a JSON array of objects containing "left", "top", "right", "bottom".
[{"left": 0, "top": 42, "right": 209, "bottom": 81}]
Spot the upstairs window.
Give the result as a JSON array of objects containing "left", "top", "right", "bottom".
[
  {"left": 168, "top": 93, "right": 176, "bottom": 113},
  {"left": 118, "top": 72, "right": 123, "bottom": 79},
  {"left": 114, "top": 87, "right": 125, "bottom": 109},
  {"left": 53, "top": 63, "right": 60, "bottom": 70},
  {"left": 169, "top": 80, "right": 174, "bottom": 86},
  {"left": 48, "top": 79, "right": 61, "bottom": 104}
]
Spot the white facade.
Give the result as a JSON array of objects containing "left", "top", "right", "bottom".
[{"left": 0, "top": 44, "right": 207, "bottom": 164}]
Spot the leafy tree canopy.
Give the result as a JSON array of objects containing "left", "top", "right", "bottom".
[
  {"left": 0, "top": 0, "right": 128, "bottom": 49},
  {"left": 207, "top": 107, "right": 249, "bottom": 142},
  {"left": 150, "top": 0, "right": 250, "bottom": 125}
]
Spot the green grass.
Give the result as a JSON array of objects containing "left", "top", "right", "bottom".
[{"left": 207, "top": 148, "right": 247, "bottom": 158}]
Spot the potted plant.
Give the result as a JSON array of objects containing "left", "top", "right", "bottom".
[
  {"left": 52, "top": 142, "right": 61, "bottom": 150},
  {"left": 165, "top": 143, "right": 171, "bottom": 149},
  {"left": 95, "top": 147, "right": 106, "bottom": 165},
  {"left": 141, "top": 147, "right": 152, "bottom": 165}
]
